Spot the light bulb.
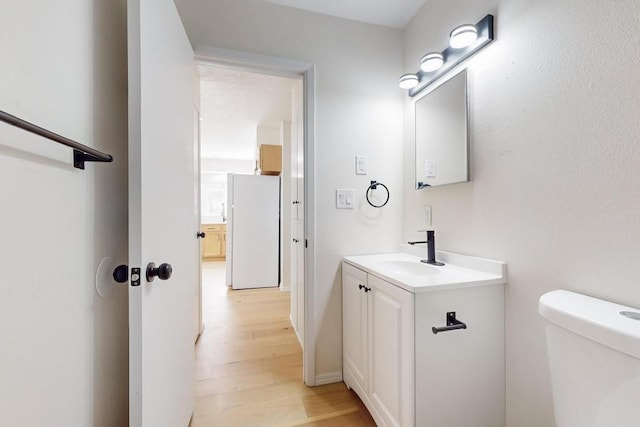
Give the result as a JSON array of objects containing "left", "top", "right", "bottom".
[
  {"left": 420, "top": 52, "right": 444, "bottom": 72},
  {"left": 398, "top": 74, "right": 419, "bottom": 90},
  {"left": 449, "top": 24, "right": 478, "bottom": 49}
]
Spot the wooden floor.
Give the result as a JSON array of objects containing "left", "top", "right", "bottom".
[{"left": 190, "top": 262, "right": 376, "bottom": 427}]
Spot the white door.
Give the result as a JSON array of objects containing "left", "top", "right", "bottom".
[
  {"left": 127, "top": 0, "right": 198, "bottom": 426},
  {"left": 290, "top": 80, "right": 305, "bottom": 342}
]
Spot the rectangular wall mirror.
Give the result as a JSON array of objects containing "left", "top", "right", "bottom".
[{"left": 415, "top": 69, "right": 469, "bottom": 189}]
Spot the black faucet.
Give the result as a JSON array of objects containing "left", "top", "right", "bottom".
[{"left": 415, "top": 230, "right": 444, "bottom": 266}]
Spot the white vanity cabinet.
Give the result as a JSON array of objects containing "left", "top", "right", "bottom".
[
  {"left": 342, "top": 262, "right": 414, "bottom": 427},
  {"left": 342, "top": 262, "right": 369, "bottom": 395},
  {"left": 342, "top": 251, "right": 506, "bottom": 427}
]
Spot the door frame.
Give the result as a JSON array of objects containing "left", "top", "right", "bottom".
[{"left": 193, "top": 45, "right": 317, "bottom": 385}]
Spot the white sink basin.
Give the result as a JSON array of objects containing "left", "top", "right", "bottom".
[
  {"left": 343, "top": 249, "right": 506, "bottom": 293},
  {"left": 377, "top": 259, "right": 441, "bottom": 276}
]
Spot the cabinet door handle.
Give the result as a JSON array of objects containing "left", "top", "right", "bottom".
[{"left": 358, "top": 284, "right": 371, "bottom": 293}]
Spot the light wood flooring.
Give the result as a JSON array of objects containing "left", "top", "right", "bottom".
[{"left": 190, "top": 262, "right": 376, "bottom": 427}]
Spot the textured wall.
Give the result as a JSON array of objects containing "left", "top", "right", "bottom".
[
  {"left": 0, "top": 0, "right": 129, "bottom": 425},
  {"left": 403, "top": 1, "right": 640, "bottom": 425}
]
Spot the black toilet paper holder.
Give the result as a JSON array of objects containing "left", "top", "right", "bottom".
[{"left": 432, "top": 312, "right": 467, "bottom": 334}]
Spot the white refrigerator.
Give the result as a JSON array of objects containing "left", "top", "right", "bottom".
[{"left": 226, "top": 174, "right": 280, "bottom": 289}]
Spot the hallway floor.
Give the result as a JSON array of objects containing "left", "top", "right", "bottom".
[{"left": 190, "top": 262, "right": 375, "bottom": 427}]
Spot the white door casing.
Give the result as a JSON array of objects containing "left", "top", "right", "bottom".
[
  {"left": 193, "top": 46, "right": 317, "bottom": 385},
  {"left": 128, "top": 0, "right": 198, "bottom": 425}
]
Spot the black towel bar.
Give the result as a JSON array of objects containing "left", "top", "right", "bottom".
[{"left": 0, "top": 109, "right": 113, "bottom": 169}]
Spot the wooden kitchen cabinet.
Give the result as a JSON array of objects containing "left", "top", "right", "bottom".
[
  {"left": 259, "top": 144, "right": 282, "bottom": 176},
  {"left": 201, "top": 224, "right": 226, "bottom": 260}
]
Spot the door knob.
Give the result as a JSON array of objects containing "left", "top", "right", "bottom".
[
  {"left": 113, "top": 264, "right": 129, "bottom": 283},
  {"left": 146, "top": 262, "right": 173, "bottom": 282},
  {"left": 197, "top": 231, "right": 206, "bottom": 238}
]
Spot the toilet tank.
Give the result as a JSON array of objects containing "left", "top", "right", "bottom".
[{"left": 539, "top": 290, "right": 640, "bottom": 427}]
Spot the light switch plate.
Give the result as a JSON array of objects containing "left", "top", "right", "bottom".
[
  {"left": 356, "top": 156, "right": 367, "bottom": 175},
  {"left": 426, "top": 160, "right": 436, "bottom": 178},
  {"left": 424, "top": 205, "right": 432, "bottom": 227},
  {"left": 336, "top": 189, "right": 355, "bottom": 209}
]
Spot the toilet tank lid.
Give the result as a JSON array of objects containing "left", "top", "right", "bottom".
[{"left": 539, "top": 290, "right": 640, "bottom": 360}]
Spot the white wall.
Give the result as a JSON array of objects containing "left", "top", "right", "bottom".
[
  {"left": 257, "top": 124, "right": 282, "bottom": 146},
  {"left": 403, "top": 1, "right": 640, "bottom": 425},
  {"left": 174, "top": 0, "right": 404, "bottom": 380},
  {"left": 0, "top": 1, "right": 128, "bottom": 426},
  {"left": 201, "top": 157, "right": 254, "bottom": 173}
]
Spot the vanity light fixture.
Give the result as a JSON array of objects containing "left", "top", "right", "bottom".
[
  {"left": 449, "top": 24, "right": 478, "bottom": 48},
  {"left": 420, "top": 52, "right": 444, "bottom": 72},
  {"left": 400, "top": 14, "right": 494, "bottom": 97},
  {"left": 399, "top": 73, "right": 419, "bottom": 90}
]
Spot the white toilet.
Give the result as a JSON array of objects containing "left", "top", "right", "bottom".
[{"left": 539, "top": 290, "right": 640, "bottom": 427}]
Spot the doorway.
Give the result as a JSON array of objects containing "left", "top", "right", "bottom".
[{"left": 196, "top": 62, "right": 307, "bottom": 372}]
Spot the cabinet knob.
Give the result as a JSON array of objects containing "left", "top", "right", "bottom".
[
  {"left": 358, "top": 284, "right": 371, "bottom": 293},
  {"left": 197, "top": 231, "right": 206, "bottom": 239}
]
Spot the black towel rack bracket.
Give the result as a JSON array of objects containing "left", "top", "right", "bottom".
[{"left": 0, "top": 109, "right": 113, "bottom": 170}]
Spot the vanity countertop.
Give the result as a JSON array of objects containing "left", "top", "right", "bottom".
[{"left": 343, "top": 246, "right": 506, "bottom": 294}]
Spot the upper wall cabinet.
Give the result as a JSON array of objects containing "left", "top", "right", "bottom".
[{"left": 414, "top": 69, "right": 468, "bottom": 189}]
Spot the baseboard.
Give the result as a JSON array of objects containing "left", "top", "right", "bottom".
[
  {"left": 289, "top": 314, "right": 304, "bottom": 348},
  {"left": 313, "top": 371, "right": 343, "bottom": 386}
]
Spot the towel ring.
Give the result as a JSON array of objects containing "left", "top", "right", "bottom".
[{"left": 366, "top": 180, "right": 389, "bottom": 208}]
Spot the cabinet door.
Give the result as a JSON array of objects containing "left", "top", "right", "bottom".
[
  {"left": 290, "top": 81, "right": 304, "bottom": 221},
  {"left": 220, "top": 226, "right": 226, "bottom": 257},
  {"left": 202, "top": 228, "right": 222, "bottom": 258},
  {"left": 368, "top": 275, "right": 414, "bottom": 427},
  {"left": 342, "top": 262, "right": 369, "bottom": 396},
  {"left": 292, "top": 220, "right": 305, "bottom": 344}
]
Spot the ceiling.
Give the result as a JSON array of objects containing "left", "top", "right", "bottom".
[
  {"left": 198, "top": 65, "right": 298, "bottom": 160},
  {"left": 264, "top": 0, "right": 426, "bottom": 29},
  {"left": 199, "top": 1, "right": 427, "bottom": 161}
]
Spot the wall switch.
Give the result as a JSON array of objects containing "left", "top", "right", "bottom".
[
  {"left": 424, "top": 205, "right": 432, "bottom": 227},
  {"left": 426, "top": 160, "right": 436, "bottom": 178},
  {"left": 336, "top": 189, "right": 355, "bottom": 209},
  {"left": 356, "top": 155, "right": 367, "bottom": 175}
]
